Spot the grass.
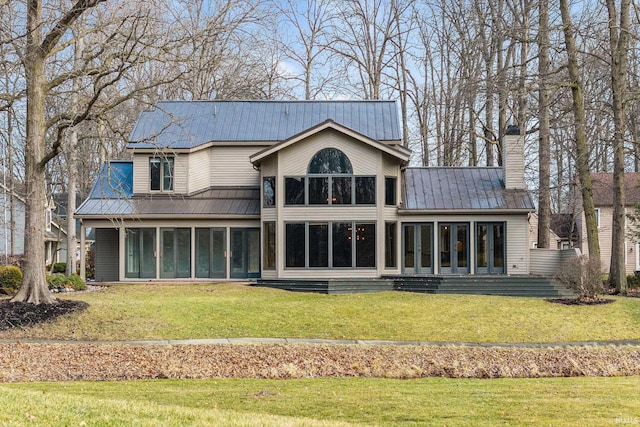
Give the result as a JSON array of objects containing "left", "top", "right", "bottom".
[
  {"left": 3, "top": 376, "right": 640, "bottom": 426},
  {"left": 1, "top": 282, "right": 639, "bottom": 342}
]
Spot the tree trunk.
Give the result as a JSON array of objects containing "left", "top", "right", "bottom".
[
  {"left": 559, "top": 0, "right": 600, "bottom": 260},
  {"left": 537, "top": 0, "right": 551, "bottom": 249},
  {"left": 607, "top": 0, "right": 630, "bottom": 294},
  {"left": 12, "top": 0, "right": 56, "bottom": 304}
]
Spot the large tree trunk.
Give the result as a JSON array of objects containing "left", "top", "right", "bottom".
[
  {"left": 607, "top": 0, "right": 630, "bottom": 294},
  {"left": 559, "top": 0, "right": 600, "bottom": 260},
  {"left": 537, "top": 0, "right": 551, "bottom": 249},
  {"left": 12, "top": 0, "right": 55, "bottom": 304}
]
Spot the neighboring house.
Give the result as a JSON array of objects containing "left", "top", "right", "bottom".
[
  {"left": 529, "top": 213, "right": 578, "bottom": 250},
  {"left": 576, "top": 172, "right": 640, "bottom": 274},
  {"left": 76, "top": 100, "right": 535, "bottom": 282},
  {"left": 0, "top": 182, "right": 66, "bottom": 265}
]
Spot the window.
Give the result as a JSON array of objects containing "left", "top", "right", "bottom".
[
  {"left": 355, "top": 223, "right": 375, "bottom": 267},
  {"left": 595, "top": 208, "right": 600, "bottom": 228},
  {"left": 385, "top": 177, "right": 396, "bottom": 206},
  {"left": 285, "top": 177, "right": 305, "bottom": 205},
  {"left": 263, "top": 177, "right": 275, "bottom": 207},
  {"left": 284, "top": 149, "right": 376, "bottom": 206},
  {"left": 284, "top": 221, "right": 376, "bottom": 269},
  {"left": 356, "top": 177, "right": 376, "bottom": 204},
  {"left": 263, "top": 222, "right": 276, "bottom": 269},
  {"left": 385, "top": 222, "right": 397, "bottom": 268},
  {"left": 308, "top": 148, "right": 353, "bottom": 174},
  {"left": 150, "top": 157, "right": 174, "bottom": 191},
  {"left": 309, "top": 223, "right": 329, "bottom": 267},
  {"left": 332, "top": 222, "right": 353, "bottom": 267},
  {"left": 286, "top": 223, "right": 305, "bottom": 267}
]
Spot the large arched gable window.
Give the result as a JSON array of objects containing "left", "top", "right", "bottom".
[{"left": 307, "top": 148, "right": 353, "bottom": 174}]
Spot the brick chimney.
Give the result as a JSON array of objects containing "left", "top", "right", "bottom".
[{"left": 503, "top": 125, "right": 525, "bottom": 189}]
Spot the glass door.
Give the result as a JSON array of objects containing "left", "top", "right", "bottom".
[
  {"left": 125, "top": 228, "right": 156, "bottom": 278},
  {"left": 476, "top": 223, "right": 505, "bottom": 274},
  {"left": 160, "top": 228, "right": 191, "bottom": 278},
  {"left": 231, "top": 228, "right": 260, "bottom": 278},
  {"left": 195, "top": 228, "right": 227, "bottom": 278},
  {"left": 402, "top": 223, "right": 433, "bottom": 274},
  {"left": 439, "top": 223, "right": 469, "bottom": 274}
]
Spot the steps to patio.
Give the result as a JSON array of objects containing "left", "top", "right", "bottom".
[
  {"left": 388, "top": 275, "right": 575, "bottom": 298},
  {"left": 255, "top": 275, "right": 575, "bottom": 298}
]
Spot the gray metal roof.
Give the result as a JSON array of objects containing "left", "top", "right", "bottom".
[
  {"left": 128, "top": 100, "right": 401, "bottom": 149},
  {"left": 402, "top": 167, "right": 534, "bottom": 211},
  {"left": 76, "top": 187, "right": 259, "bottom": 218}
]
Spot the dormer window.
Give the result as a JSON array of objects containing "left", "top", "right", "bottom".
[{"left": 150, "top": 156, "right": 174, "bottom": 191}]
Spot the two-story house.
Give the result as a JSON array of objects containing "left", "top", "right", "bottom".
[
  {"left": 76, "top": 100, "right": 535, "bottom": 283},
  {"left": 574, "top": 172, "right": 640, "bottom": 274}
]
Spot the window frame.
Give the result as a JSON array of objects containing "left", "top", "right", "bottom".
[
  {"left": 284, "top": 220, "right": 377, "bottom": 269},
  {"left": 149, "top": 156, "right": 174, "bottom": 192}
]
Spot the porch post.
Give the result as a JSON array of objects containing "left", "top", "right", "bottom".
[{"left": 79, "top": 220, "right": 86, "bottom": 280}]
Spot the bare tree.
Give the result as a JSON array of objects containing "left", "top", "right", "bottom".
[
  {"left": 537, "top": 0, "right": 551, "bottom": 248},
  {"left": 10, "top": 0, "right": 185, "bottom": 304},
  {"left": 559, "top": 0, "right": 600, "bottom": 260},
  {"left": 606, "top": 0, "right": 631, "bottom": 294},
  {"left": 276, "top": 0, "right": 335, "bottom": 100}
]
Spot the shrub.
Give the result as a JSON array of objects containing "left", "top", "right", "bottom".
[
  {"left": 66, "top": 274, "right": 87, "bottom": 291},
  {"left": 627, "top": 273, "right": 640, "bottom": 289},
  {"left": 555, "top": 255, "right": 605, "bottom": 301},
  {"left": 46, "top": 273, "right": 87, "bottom": 292},
  {"left": 47, "top": 274, "right": 69, "bottom": 291},
  {"left": 0, "top": 266, "right": 22, "bottom": 292}
]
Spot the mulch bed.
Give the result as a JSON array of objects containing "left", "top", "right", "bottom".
[{"left": 0, "top": 300, "right": 88, "bottom": 331}]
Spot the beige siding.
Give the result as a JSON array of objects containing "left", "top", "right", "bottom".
[
  {"left": 132, "top": 153, "right": 188, "bottom": 194},
  {"left": 173, "top": 155, "right": 188, "bottom": 193},
  {"left": 188, "top": 149, "right": 210, "bottom": 193},
  {"left": 211, "top": 146, "right": 260, "bottom": 187},
  {"left": 279, "top": 129, "right": 381, "bottom": 176},
  {"left": 261, "top": 157, "right": 277, "bottom": 176},
  {"left": 505, "top": 215, "right": 529, "bottom": 274},
  {"left": 132, "top": 154, "right": 148, "bottom": 194}
]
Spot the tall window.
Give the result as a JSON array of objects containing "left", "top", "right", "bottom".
[
  {"left": 263, "top": 177, "right": 275, "bottom": 207},
  {"left": 385, "top": 177, "right": 396, "bottom": 205},
  {"left": 263, "top": 222, "right": 276, "bottom": 269},
  {"left": 150, "top": 157, "right": 174, "bottom": 191},
  {"left": 385, "top": 222, "right": 397, "bottom": 268}
]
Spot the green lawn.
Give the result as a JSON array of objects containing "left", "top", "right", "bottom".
[
  {"left": 3, "top": 376, "right": 639, "bottom": 426},
  {"left": 2, "top": 284, "right": 640, "bottom": 426},
  {"left": 1, "top": 283, "right": 639, "bottom": 343}
]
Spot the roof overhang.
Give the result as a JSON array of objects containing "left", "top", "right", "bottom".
[
  {"left": 397, "top": 208, "right": 534, "bottom": 215},
  {"left": 249, "top": 119, "right": 410, "bottom": 167}
]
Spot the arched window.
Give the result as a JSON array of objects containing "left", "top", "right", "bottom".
[{"left": 307, "top": 148, "right": 353, "bottom": 174}]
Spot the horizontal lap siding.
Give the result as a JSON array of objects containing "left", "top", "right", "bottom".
[
  {"left": 505, "top": 216, "right": 529, "bottom": 274},
  {"left": 279, "top": 129, "right": 380, "bottom": 176},
  {"left": 132, "top": 155, "right": 148, "bottom": 193},
  {"left": 211, "top": 146, "right": 260, "bottom": 187},
  {"left": 188, "top": 150, "right": 210, "bottom": 193},
  {"left": 95, "top": 228, "right": 119, "bottom": 281}
]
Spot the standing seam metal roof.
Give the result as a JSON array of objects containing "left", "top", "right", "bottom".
[
  {"left": 402, "top": 167, "right": 534, "bottom": 211},
  {"left": 127, "top": 100, "right": 401, "bottom": 149}
]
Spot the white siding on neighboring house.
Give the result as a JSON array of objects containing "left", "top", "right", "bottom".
[
  {"left": 0, "top": 193, "right": 26, "bottom": 255},
  {"left": 210, "top": 146, "right": 260, "bottom": 187}
]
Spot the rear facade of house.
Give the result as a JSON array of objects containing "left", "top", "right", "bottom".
[{"left": 76, "top": 100, "right": 534, "bottom": 282}]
